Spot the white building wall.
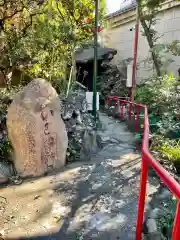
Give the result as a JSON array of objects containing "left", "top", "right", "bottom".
[{"left": 102, "top": 5, "right": 180, "bottom": 84}]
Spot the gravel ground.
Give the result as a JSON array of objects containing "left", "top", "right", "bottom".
[{"left": 0, "top": 113, "right": 145, "bottom": 240}]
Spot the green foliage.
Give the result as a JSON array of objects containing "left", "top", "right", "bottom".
[
  {"left": 161, "top": 143, "right": 180, "bottom": 163},
  {"left": 158, "top": 197, "right": 177, "bottom": 239},
  {"left": 135, "top": 74, "right": 180, "bottom": 146},
  {"left": 152, "top": 136, "right": 180, "bottom": 162},
  {"left": 0, "top": 0, "right": 106, "bottom": 160},
  {"left": 135, "top": 74, "right": 179, "bottom": 115},
  {"left": 139, "top": 0, "right": 180, "bottom": 76},
  {"left": 0, "top": 87, "right": 20, "bottom": 160},
  {"left": 0, "top": 0, "right": 106, "bottom": 91},
  {"left": 0, "top": 137, "right": 12, "bottom": 157},
  {"left": 151, "top": 135, "right": 180, "bottom": 174},
  {"left": 138, "top": 0, "right": 168, "bottom": 76},
  {"left": 139, "top": 0, "right": 166, "bottom": 10},
  {"left": 51, "top": 78, "right": 68, "bottom": 95},
  {"left": 168, "top": 40, "right": 180, "bottom": 56},
  {"left": 0, "top": 86, "right": 22, "bottom": 114}
]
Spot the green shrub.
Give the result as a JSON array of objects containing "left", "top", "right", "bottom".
[
  {"left": 135, "top": 74, "right": 179, "bottom": 115},
  {"left": 135, "top": 74, "right": 180, "bottom": 138},
  {"left": 160, "top": 143, "right": 180, "bottom": 163},
  {"left": 158, "top": 197, "right": 177, "bottom": 239},
  {"left": 151, "top": 135, "right": 180, "bottom": 166},
  {"left": 51, "top": 78, "right": 68, "bottom": 95},
  {"left": 0, "top": 137, "right": 12, "bottom": 157}
]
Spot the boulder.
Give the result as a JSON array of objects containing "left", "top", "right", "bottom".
[
  {"left": 97, "top": 63, "right": 130, "bottom": 105},
  {"left": 7, "top": 78, "right": 68, "bottom": 177}
]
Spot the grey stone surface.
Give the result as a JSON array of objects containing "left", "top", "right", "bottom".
[
  {"left": 62, "top": 90, "right": 101, "bottom": 162},
  {"left": 0, "top": 112, "right": 169, "bottom": 240},
  {"left": 0, "top": 162, "right": 11, "bottom": 183},
  {"left": 24, "top": 112, "right": 141, "bottom": 240}
]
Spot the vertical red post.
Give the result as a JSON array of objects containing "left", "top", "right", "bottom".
[
  {"left": 119, "top": 101, "right": 122, "bottom": 120},
  {"left": 172, "top": 202, "right": 180, "bottom": 240},
  {"left": 121, "top": 103, "right": 124, "bottom": 120},
  {"left": 107, "top": 96, "right": 111, "bottom": 111},
  {"left": 136, "top": 156, "right": 148, "bottom": 240},
  {"left": 131, "top": 8, "right": 139, "bottom": 103},
  {"left": 136, "top": 106, "right": 139, "bottom": 131},
  {"left": 114, "top": 98, "right": 117, "bottom": 115}
]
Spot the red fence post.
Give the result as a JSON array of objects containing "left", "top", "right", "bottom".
[
  {"left": 119, "top": 101, "right": 122, "bottom": 120},
  {"left": 136, "top": 156, "right": 148, "bottom": 240},
  {"left": 107, "top": 95, "right": 180, "bottom": 240},
  {"left": 172, "top": 202, "right": 180, "bottom": 240}
]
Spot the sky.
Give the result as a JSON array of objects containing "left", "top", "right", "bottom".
[{"left": 106, "top": 0, "right": 122, "bottom": 14}]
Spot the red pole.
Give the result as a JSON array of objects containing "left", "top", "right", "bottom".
[
  {"left": 172, "top": 202, "right": 180, "bottom": 240},
  {"left": 131, "top": 8, "right": 139, "bottom": 102},
  {"left": 136, "top": 156, "right": 148, "bottom": 240}
]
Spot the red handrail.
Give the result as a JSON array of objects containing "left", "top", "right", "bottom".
[{"left": 107, "top": 96, "right": 180, "bottom": 240}]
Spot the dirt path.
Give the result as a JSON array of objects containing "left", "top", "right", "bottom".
[{"left": 0, "top": 113, "right": 143, "bottom": 240}]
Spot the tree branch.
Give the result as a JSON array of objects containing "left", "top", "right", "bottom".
[
  {"left": 3, "top": 7, "right": 24, "bottom": 21},
  {"left": 140, "top": 18, "right": 161, "bottom": 76},
  {"left": 55, "top": 1, "right": 65, "bottom": 21}
]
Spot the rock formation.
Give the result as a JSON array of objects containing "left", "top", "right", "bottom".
[
  {"left": 61, "top": 87, "right": 102, "bottom": 162},
  {"left": 7, "top": 78, "right": 68, "bottom": 177},
  {"left": 97, "top": 63, "right": 130, "bottom": 105}
]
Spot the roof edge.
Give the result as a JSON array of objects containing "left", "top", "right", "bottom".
[{"left": 105, "top": 2, "right": 137, "bottom": 19}]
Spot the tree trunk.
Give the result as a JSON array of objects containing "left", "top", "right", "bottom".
[{"left": 140, "top": 18, "right": 161, "bottom": 76}]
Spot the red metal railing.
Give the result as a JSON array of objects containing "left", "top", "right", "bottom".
[{"left": 107, "top": 96, "right": 180, "bottom": 240}]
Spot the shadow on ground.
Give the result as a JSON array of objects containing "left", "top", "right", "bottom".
[
  {"left": 1, "top": 153, "right": 141, "bottom": 240},
  {"left": 1, "top": 112, "right": 144, "bottom": 240}
]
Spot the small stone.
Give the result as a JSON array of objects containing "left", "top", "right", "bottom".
[
  {"left": 110, "top": 138, "right": 119, "bottom": 144},
  {"left": 34, "top": 195, "right": 41, "bottom": 200},
  {"left": 76, "top": 114, "right": 82, "bottom": 124},
  {"left": 92, "top": 183, "right": 102, "bottom": 190},
  {"left": 158, "top": 189, "right": 171, "bottom": 200},
  {"left": 132, "top": 226, "right": 136, "bottom": 232},
  {"left": 101, "top": 136, "right": 110, "bottom": 142},
  {"left": 13, "top": 178, "right": 23, "bottom": 185},
  {"left": 149, "top": 208, "right": 160, "bottom": 219},
  {"left": 146, "top": 218, "right": 157, "bottom": 233}
]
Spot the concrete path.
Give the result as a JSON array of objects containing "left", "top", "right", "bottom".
[{"left": 0, "top": 113, "right": 143, "bottom": 240}]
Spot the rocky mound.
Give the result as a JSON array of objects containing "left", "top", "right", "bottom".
[
  {"left": 97, "top": 63, "right": 130, "bottom": 104},
  {"left": 61, "top": 88, "right": 101, "bottom": 162}
]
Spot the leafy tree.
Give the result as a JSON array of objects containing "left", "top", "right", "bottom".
[
  {"left": 0, "top": 0, "right": 47, "bottom": 85},
  {"left": 138, "top": 0, "right": 166, "bottom": 76},
  {"left": 0, "top": 0, "right": 106, "bottom": 88},
  {"left": 168, "top": 40, "right": 180, "bottom": 57}
]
